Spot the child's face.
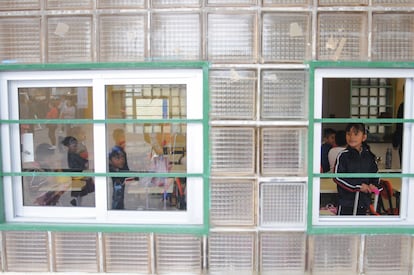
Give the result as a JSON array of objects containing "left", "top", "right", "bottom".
[
  {"left": 346, "top": 127, "right": 366, "bottom": 150},
  {"left": 326, "top": 134, "right": 336, "bottom": 146},
  {"left": 110, "top": 154, "right": 125, "bottom": 168},
  {"left": 68, "top": 142, "right": 78, "bottom": 153}
]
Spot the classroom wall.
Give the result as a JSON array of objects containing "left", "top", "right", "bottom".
[{"left": 0, "top": 1, "right": 413, "bottom": 274}]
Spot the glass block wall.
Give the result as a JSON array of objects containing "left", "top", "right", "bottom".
[{"left": 1, "top": 0, "right": 414, "bottom": 274}]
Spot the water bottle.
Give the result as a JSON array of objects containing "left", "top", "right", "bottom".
[{"left": 385, "top": 148, "right": 392, "bottom": 169}]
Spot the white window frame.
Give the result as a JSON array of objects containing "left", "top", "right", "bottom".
[
  {"left": 0, "top": 68, "right": 205, "bottom": 226},
  {"left": 312, "top": 67, "right": 414, "bottom": 227}
]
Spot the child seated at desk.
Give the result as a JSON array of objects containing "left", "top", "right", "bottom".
[{"left": 334, "top": 123, "right": 380, "bottom": 215}]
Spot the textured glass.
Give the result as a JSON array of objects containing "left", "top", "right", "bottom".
[
  {"left": 263, "top": 0, "right": 309, "bottom": 4},
  {"left": 261, "top": 70, "right": 307, "bottom": 119},
  {"left": 207, "top": 0, "right": 257, "bottom": 5},
  {"left": 318, "top": 13, "right": 368, "bottom": 61},
  {"left": 151, "top": 13, "right": 201, "bottom": 61},
  {"left": 364, "top": 235, "right": 411, "bottom": 275},
  {"left": 211, "top": 127, "right": 255, "bottom": 175},
  {"left": 372, "top": 13, "right": 414, "bottom": 61},
  {"left": 210, "top": 179, "right": 255, "bottom": 226},
  {"left": 260, "top": 182, "right": 306, "bottom": 226},
  {"left": 152, "top": 0, "right": 201, "bottom": 7},
  {"left": 207, "top": 13, "right": 257, "bottom": 62},
  {"left": 0, "top": 17, "right": 41, "bottom": 63},
  {"left": 373, "top": 0, "right": 414, "bottom": 4},
  {"left": 53, "top": 232, "right": 98, "bottom": 272},
  {"left": 99, "top": 15, "right": 146, "bottom": 62},
  {"left": 155, "top": 234, "right": 202, "bottom": 274},
  {"left": 47, "top": 16, "right": 92, "bottom": 62},
  {"left": 261, "top": 127, "right": 307, "bottom": 176},
  {"left": 4, "top": 231, "right": 48, "bottom": 272},
  {"left": 46, "top": 0, "right": 92, "bottom": 9},
  {"left": 208, "top": 232, "right": 255, "bottom": 273},
  {"left": 97, "top": 0, "right": 145, "bottom": 8},
  {"left": 0, "top": 0, "right": 39, "bottom": 10},
  {"left": 260, "top": 232, "right": 306, "bottom": 274},
  {"left": 210, "top": 70, "right": 256, "bottom": 120},
  {"left": 103, "top": 233, "right": 150, "bottom": 273},
  {"left": 262, "top": 13, "right": 311, "bottom": 62},
  {"left": 319, "top": 0, "right": 367, "bottom": 5},
  {"left": 311, "top": 235, "right": 358, "bottom": 274}
]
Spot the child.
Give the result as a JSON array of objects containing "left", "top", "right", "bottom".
[
  {"left": 321, "top": 128, "right": 336, "bottom": 172},
  {"left": 328, "top": 130, "right": 347, "bottom": 173},
  {"left": 334, "top": 123, "right": 380, "bottom": 215},
  {"left": 62, "top": 136, "right": 93, "bottom": 206},
  {"left": 109, "top": 146, "right": 129, "bottom": 210}
]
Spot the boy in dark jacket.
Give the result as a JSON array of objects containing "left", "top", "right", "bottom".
[
  {"left": 109, "top": 146, "right": 129, "bottom": 209},
  {"left": 334, "top": 123, "right": 380, "bottom": 215}
]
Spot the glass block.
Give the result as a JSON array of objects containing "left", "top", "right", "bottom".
[
  {"left": 207, "top": 13, "right": 257, "bottom": 63},
  {"left": 97, "top": 0, "right": 145, "bottom": 8},
  {"left": 0, "top": 17, "right": 41, "bottom": 63},
  {"left": 319, "top": 0, "right": 367, "bottom": 5},
  {"left": 210, "top": 127, "right": 255, "bottom": 175},
  {"left": 260, "top": 232, "right": 306, "bottom": 275},
  {"left": 372, "top": 13, "right": 414, "bottom": 61},
  {"left": 263, "top": 0, "right": 310, "bottom": 5},
  {"left": 151, "top": 13, "right": 201, "bottom": 61},
  {"left": 210, "top": 179, "right": 255, "bottom": 226},
  {"left": 53, "top": 232, "right": 98, "bottom": 272},
  {"left": 152, "top": 0, "right": 201, "bottom": 7},
  {"left": 4, "top": 231, "right": 49, "bottom": 272},
  {"left": 262, "top": 13, "right": 311, "bottom": 62},
  {"left": 364, "top": 235, "right": 411, "bottom": 275},
  {"left": 46, "top": 0, "right": 92, "bottom": 9},
  {"left": 208, "top": 232, "right": 255, "bottom": 274},
  {"left": 261, "top": 127, "right": 307, "bottom": 176},
  {"left": 360, "top": 87, "right": 368, "bottom": 96},
  {"left": 103, "top": 233, "right": 150, "bottom": 273},
  {"left": 207, "top": 0, "right": 257, "bottom": 5},
  {"left": 373, "top": 0, "right": 414, "bottom": 5},
  {"left": 0, "top": 0, "right": 39, "bottom": 10},
  {"left": 209, "top": 69, "right": 256, "bottom": 120},
  {"left": 99, "top": 15, "right": 146, "bottom": 62},
  {"left": 260, "top": 182, "right": 306, "bottom": 226},
  {"left": 155, "top": 234, "right": 202, "bottom": 274},
  {"left": 47, "top": 16, "right": 93, "bottom": 62},
  {"left": 310, "top": 235, "right": 359, "bottom": 275},
  {"left": 318, "top": 13, "right": 368, "bottom": 61},
  {"left": 261, "top": 70, "right": 307, "bottom": 119}
]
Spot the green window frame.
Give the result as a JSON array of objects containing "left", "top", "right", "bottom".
[
  {"left": 0, "top": 62, "right": 210, "bottom": 234},
  {"left": 308, "top": 61, "right": 414, "bottom": 235}
]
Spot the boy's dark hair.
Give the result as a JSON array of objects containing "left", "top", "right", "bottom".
[
  {"left": 108, "top": 145, "right": 125, "bottom": 160},
  {"left": 323, "top": 128, "right": 336, "bottom": 138},
  {"left": 335, "top": 130, "right": 347, "bottom": 146},
  {"left": 61, "top": 136, "right": 77, "bottom": 147},
  {"left": 345, "top": 123, "right": 367, "bottom": 134}
]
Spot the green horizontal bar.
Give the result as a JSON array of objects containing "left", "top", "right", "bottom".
[
  {"left": 0, "top": 118, "right": 203, "bottom": 124},
  {"left": 2, "top": 171, "right": 201, "bottom": 178},
  {"left": 0, "top": 222, "right": 208, "bottom": 235},
  {"left": 308, "top": 225, "right": 414, "bottom": 235},
  {"left": 0, "top": 61, "right": 210, "bottom": 72},
  {"left": 308, "top": 60, "right": 414, "bottom": 69},
  {"left": 315, "top": 173, "right": 414, "bottom": 178},
  {"left": 314, "top": 118, "right": 413, "bottom": 123}
]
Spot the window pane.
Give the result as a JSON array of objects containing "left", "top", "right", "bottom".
[
  {"left": 19, "top": 87, "right": 94, "bottom": 207},
  {"left": 105, "top": 84, "right": 187, "bottom": 211}
]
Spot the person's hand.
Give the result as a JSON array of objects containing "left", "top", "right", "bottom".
[
  {"left": 369, "top": 184, "right": 379, "bottom": 195},
  {"left": 360, "top": 183, "right": 370, "bottom": 193}
]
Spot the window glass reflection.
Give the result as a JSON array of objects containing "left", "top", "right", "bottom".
[
  {"left": 19, "top": 87, "right": 95, "bottom": 207},
  {"left": 105, "top": 84, "right": 187, "bottom": 211}
]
